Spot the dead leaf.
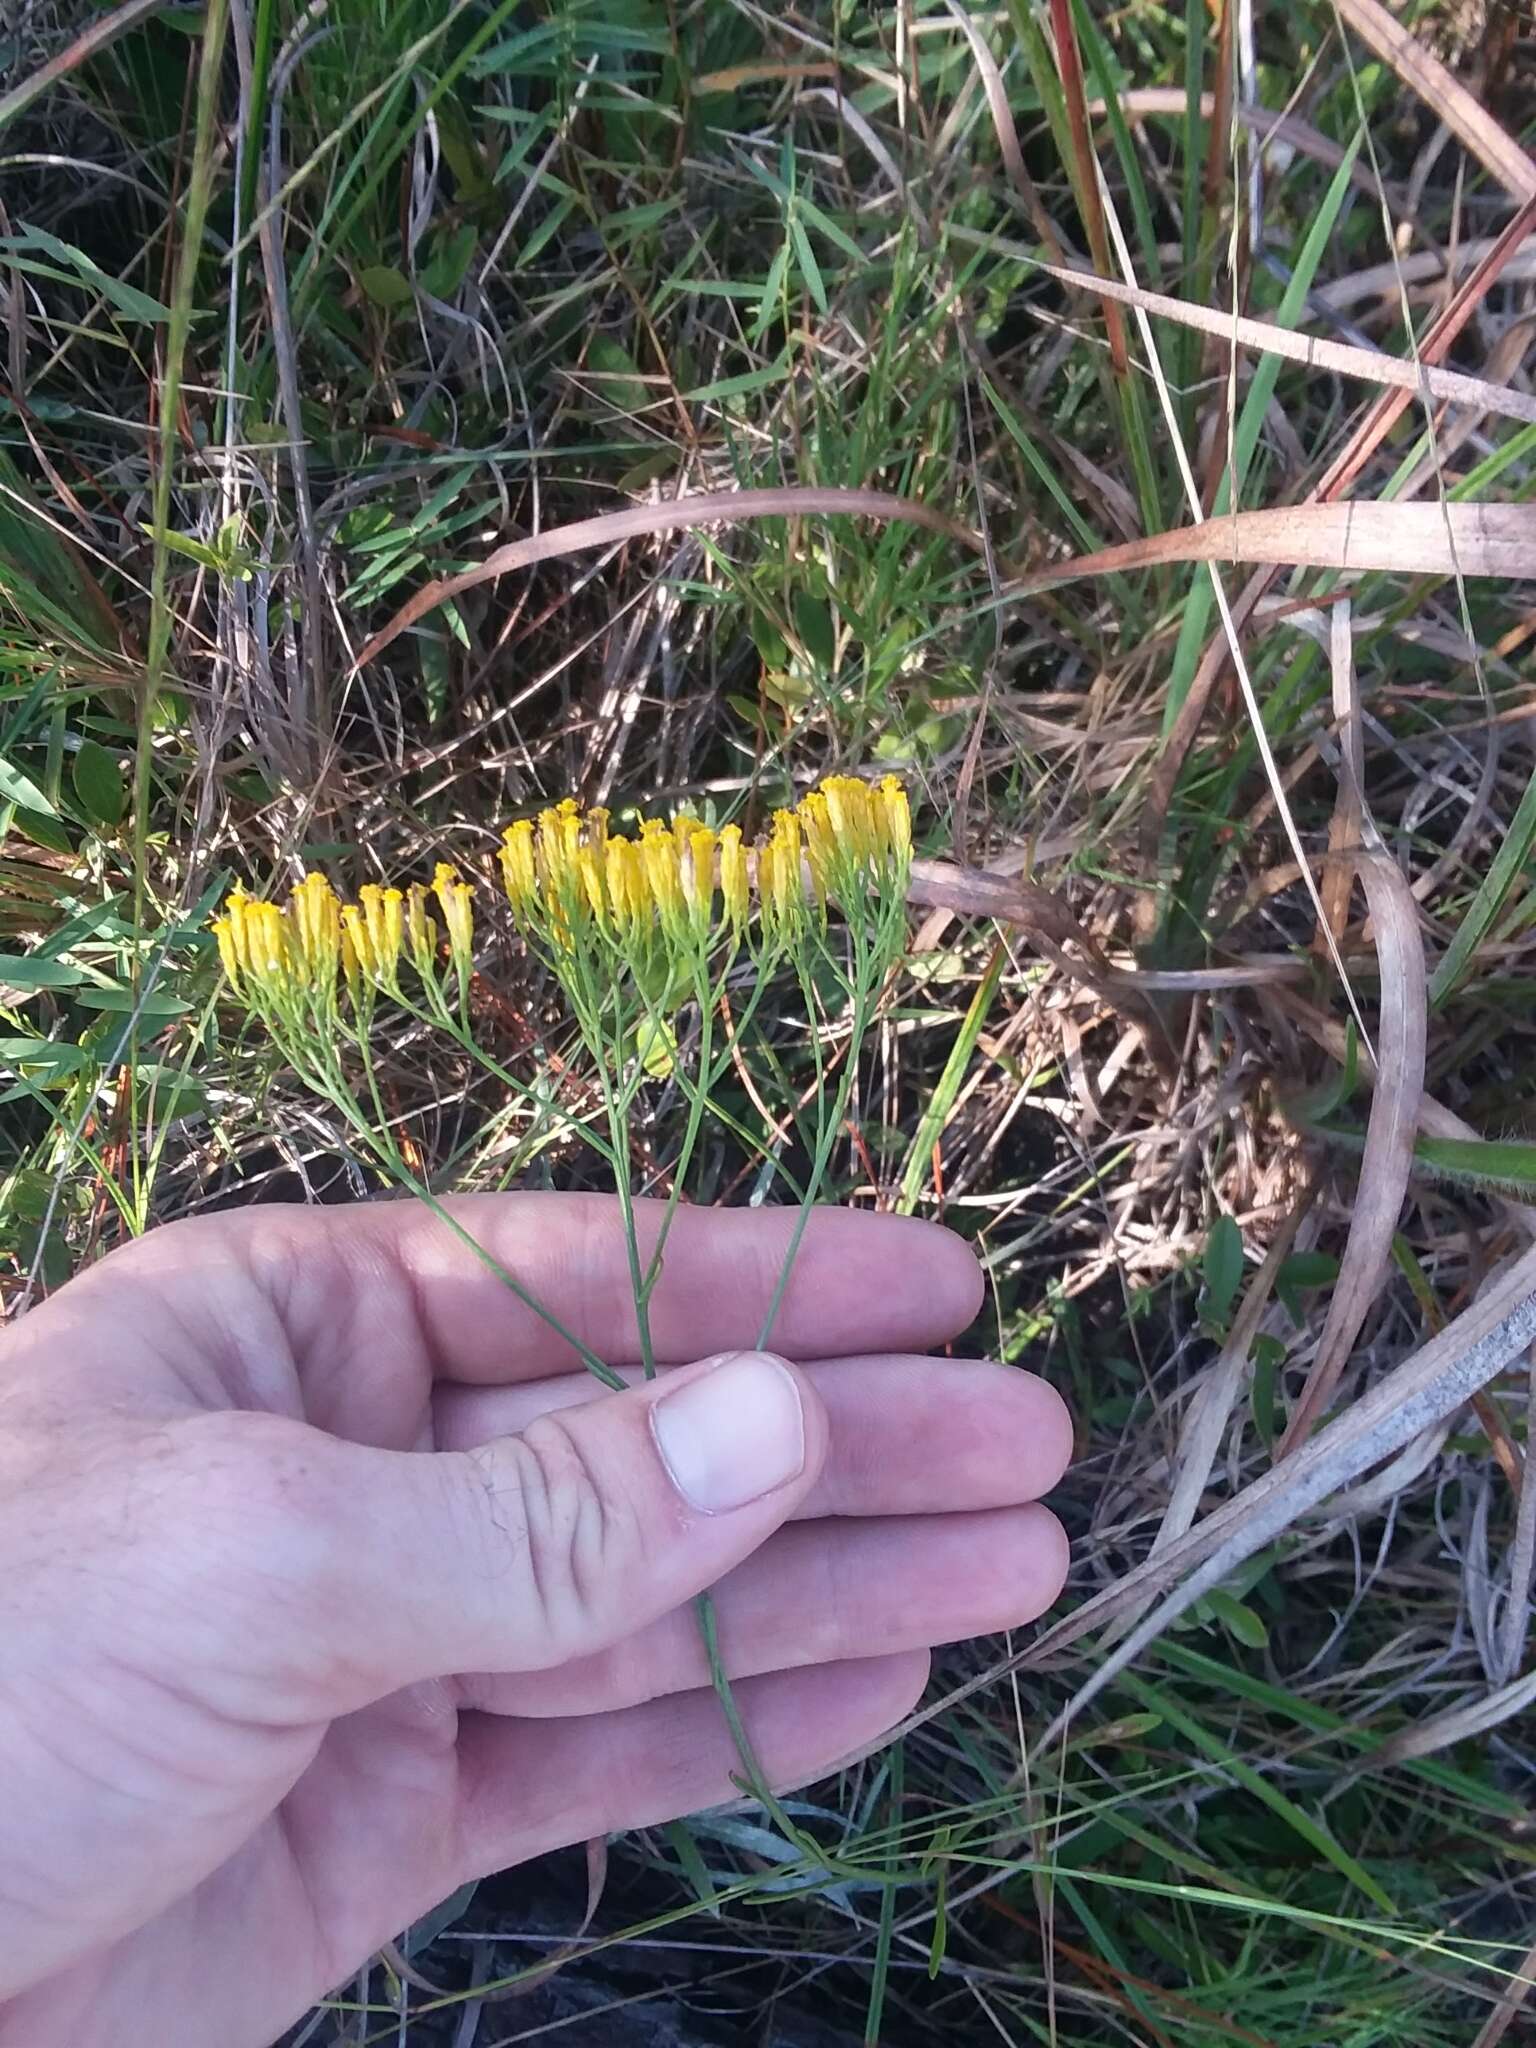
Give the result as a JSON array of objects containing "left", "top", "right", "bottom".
[
  {"left": 1333, "top": 0, "right": 1536, "bottom": 206},
  {"left": 1010, "top": 500, "right": 1536, "bottom": 595}
]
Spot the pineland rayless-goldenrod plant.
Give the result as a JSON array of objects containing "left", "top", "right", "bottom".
[{"left": 214, "top": 775, "right": 914, "bottom": 1815}]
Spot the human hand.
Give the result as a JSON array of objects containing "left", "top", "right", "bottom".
[{"left": 0, "top": 1196, "right": 1070, "bottom": 2046}]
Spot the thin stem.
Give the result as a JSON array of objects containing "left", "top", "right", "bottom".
[
  {"left": 320, "top": 1029, "right": 625, "bottom": 1389},
  {"left": 403, "top": 980, "right": 620, "bottom": 1172},
  {"left": 755, "top": 952, "right": 866, "bottom": 1351}
]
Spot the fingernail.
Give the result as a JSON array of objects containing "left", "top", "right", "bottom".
[{"left": 651, "top": 1352, "right": 805, "bottom": 1514}]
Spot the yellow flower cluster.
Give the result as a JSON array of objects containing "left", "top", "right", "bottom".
[
  {"left": 500, "top": 799, "right": 750, "bottom": 957},
  {"left": 497, "top": 775, "right": 910, "bottom": 960},
  {"left": 213, "top": 776, "right": 911, "bottom": 1014},
  {"left": 213, "top": 864, "right": 476, "bottom": 1010}
]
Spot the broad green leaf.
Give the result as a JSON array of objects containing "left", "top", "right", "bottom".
[
  {"left": 72, "top": 739, "right": 126, "bottom": 827},
  {"left": 1201, "top": 1214, "right": 1244, "bottom": 1326},
  {"left": 419, "top": 224, "right": 478, "bottom": 299},
  {"left": 584, "top": 333, "right": 648, "bottom": 415},
  {"left": 1204, "top": 1588, "right": 1270, "bottom": 1650},
  {"left": 793, "top": 592, "right": 836, "bottom": 669},
  {"left": 358, "top": 264, "right": 415, "bottom": 308},
  {"left": 1277, "top": 1250, "right": 1339, "bottom": 1324},
  {"left": 12, "top": 806, "right": 73, "bottom": 854}
]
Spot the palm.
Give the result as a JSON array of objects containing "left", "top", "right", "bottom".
[{"left": 0, "top": 1196, "right": 1069, "bottom": 2047}]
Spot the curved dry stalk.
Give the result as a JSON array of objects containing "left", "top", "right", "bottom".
[
  {"left": 1028, "top": 257, "right": 1536, "bottom": 426},
  {"left": 1136, "top": 1180, "right": 1318, "bottom": 1578},
  {"left": 907, "top": 855, "right": 1179, "bottom": 1074},
  {"left": 1277, "top": 852, "right": 1427, "bottom": 1454},
  {"left": 354, "top": 487, "right": 983, "bottom": 668}
]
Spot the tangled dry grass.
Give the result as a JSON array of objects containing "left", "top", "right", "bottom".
[{"left": 4, "top": 0, "right": 1536, "bottom": 2041}]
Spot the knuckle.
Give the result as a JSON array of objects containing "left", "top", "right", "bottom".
[{"left": 481, "top": 1413, "right": 638, "bottom": 1661}]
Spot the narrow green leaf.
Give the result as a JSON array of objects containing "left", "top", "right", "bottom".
[
  {"left": 2, "top": 226, "right": 173, "bottom": 321},
  {"left": 864, "top": 1743, "right": 902, "bottom": 2046},
  {"left": 1415, "top": 1134, "right": 1536, "bottom": 1193},
  {"left": 1430, "top": 762, "right": 1536, "bottom": 1006},
  {"left": 750, "top": 240, "right": 790, "bottom": 343},
  {"left": 898, "top": 945, "right": 1007, "bottom": 1213},
  {"left": 0, "top": 755, "right": 56, "bottom": 815},
  {"left": 73, "top": 988, "right": 191, "bottom": 1017},
  {"left": 0, "top": 1036, "right": 90, "bottom": 1075},
  {"left": 1120, "top": 1671, "right": 1396, "bottom": 1914},
  {"left": 685, "top": 353, "right": 788, "bottom": 403},
  {"left": 1250, "top": 1333, "right": 1284, "bottom": 1446},
  {"left": 797, "top": 193, "right": 864, "bottom": 263},
  {"left": 0, "top": 955, "right": 88, "bottom": 994},
  {"left": 662, "top": 1820, "right": 719, "bottom": 1915},
  {"left": 1162, "top": 130, "right": 1363, "bottom": 727},
  {"left": 789, "top": 215, "right": 828, "bottom": 315}
]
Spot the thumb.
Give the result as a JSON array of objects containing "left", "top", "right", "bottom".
[{"left": 207, "top": 1351, "right": 826, "bottom": 1713}]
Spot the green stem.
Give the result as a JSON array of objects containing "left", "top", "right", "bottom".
[
  {"left": 406, "top": 982, "right": 621, "bottom": 1172},
  {"left": 319, "top": 1031, "right": 625, "bottom": 1389},
  {"left": 755, "top": 944, "right": 868, "bottom": 1350}
]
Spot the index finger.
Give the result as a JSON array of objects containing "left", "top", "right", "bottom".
[{"left": 246, "top": 1192, "right": 983, "bottom": 1383}]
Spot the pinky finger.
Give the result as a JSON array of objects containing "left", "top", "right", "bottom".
[{"left": 453, "top": 1653, "right": 930, "bottom": 1874}]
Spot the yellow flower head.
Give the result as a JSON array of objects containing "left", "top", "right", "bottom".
[
  {"left": 537, "top": 798, "right": 583, "bottom": 894},
  {"left": 406, "top": 884, "right": 438, "bottom": 976},
  {"left": 341, "top": 901, "right": 375, "bottom": 983},
  {"left": 759, "top": 810, "right": 807, "bottom": 943},
  {"left": 682, "top": 824, "right": 716, "bottom": 934},
  {"left": 289, "top": 872, "right": 341, "bottom": 980},
  {"left": 213, "top": 884, "right": 325, "bottom": 1005},
  {"left": 876, "top": 774, "right": 912, "bottom": 861},
  {"left": 820, "top": 776, "right": 874, "bottom": 862},
  {"left": 432, "top": 862, "right": 475, "bottom": 974},
  {"left": 359, "top": 884, "right": 405, "bottom": 986},
  {"left": 500, "top": 820, "right": 537, "bottom": 912},
  {"left": 640, "top": 818, "right": 686, "bottom": 937},
  {"left": 572, "top": 844, "right": 606, "bottom": 926},
  {"left": 795, "top": 793, "right": 831, "bottom": 909},
  {"left": 790, "top": 774, "right": 912, "bottom": 915},
  {"left": 719, "top": 825, "right": 748, "bottom": 932},
  {"left": 212, "top": 915, "right": 242, "bottom": 992},
  {"left": 339, "top": 908, "right": 367, "bottom": 1004},
  {"left": 602, "top": 836, "right": 643, "bottom": 941}
]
